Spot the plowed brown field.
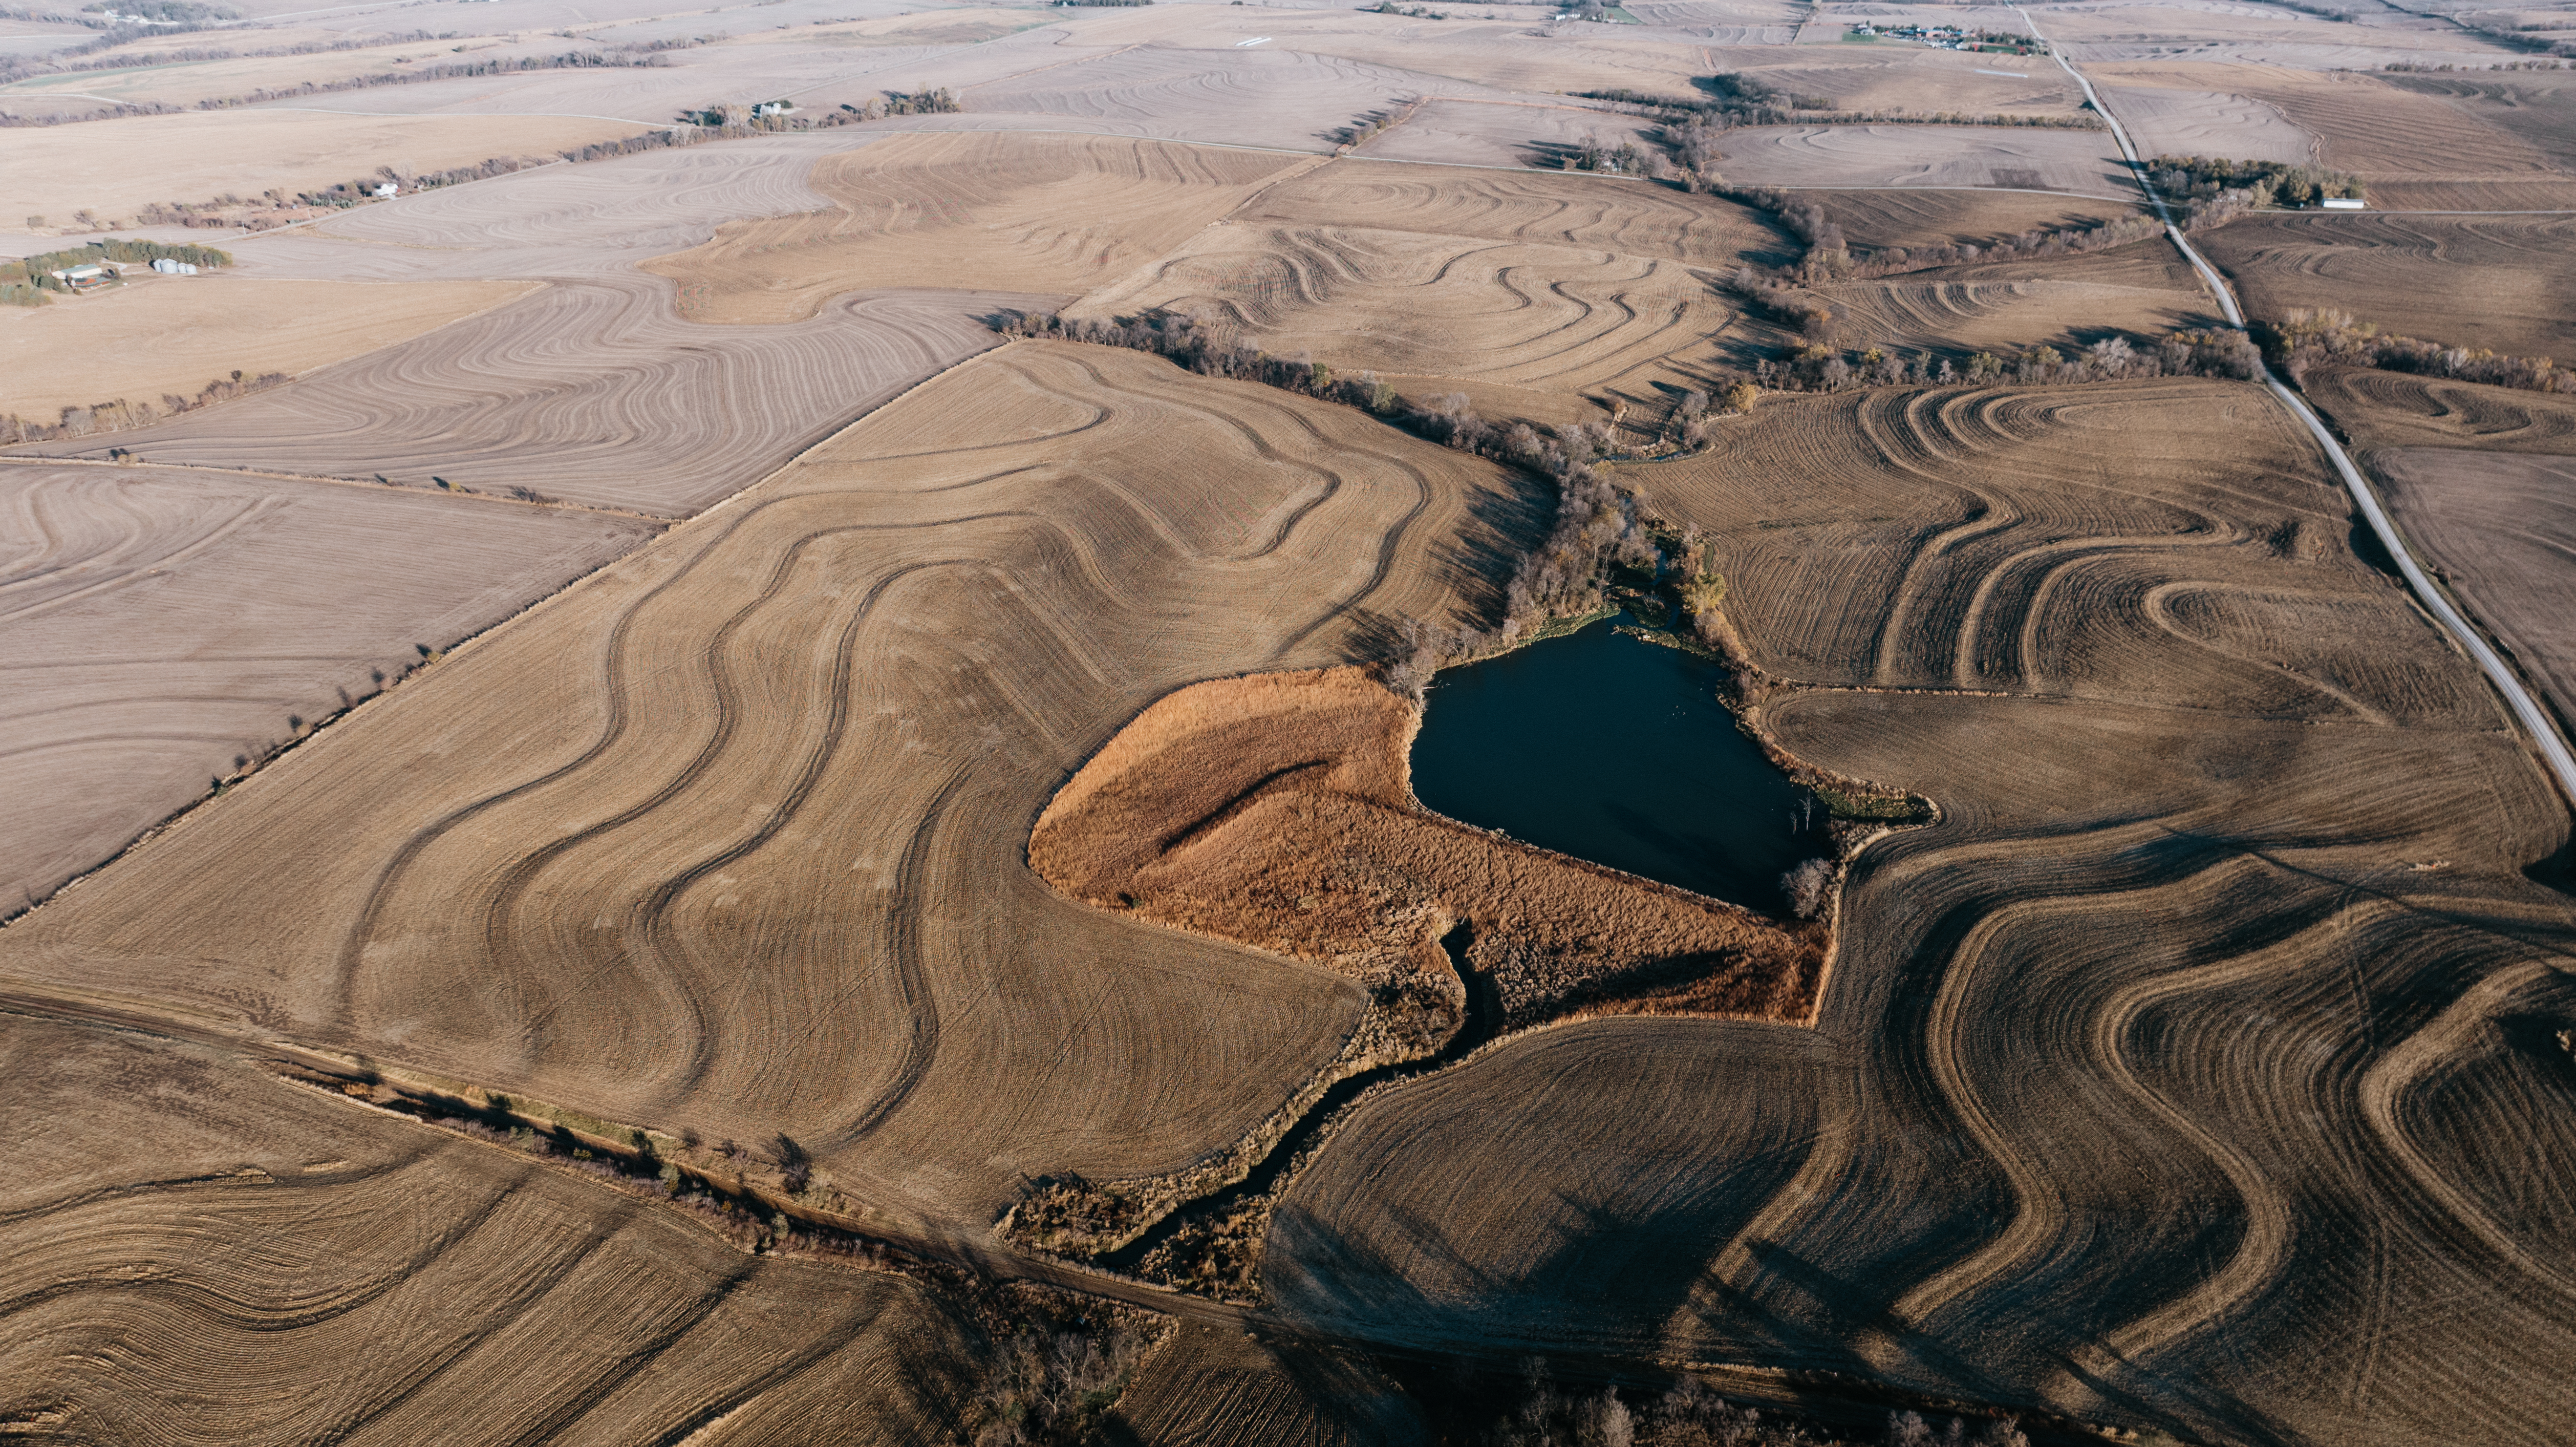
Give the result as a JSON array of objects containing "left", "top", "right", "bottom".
[
  {"left": 1800, "top": 188, "right": 2141, "bottom": 252},
  {"left": 0, "top": 1011, "right": 969, "bottom": 1444},
  {"left": 0, "top": 277, "right": 534, "bottom": 416},
  {"left": 1266, "top": 376, "right": 2576, "bottom": 1447},
  {"left": 643, "top": 133, "right": 1314, "bottom": 325},
  {"left": 0, "top": 342, "right": 1510, "bottom": 1239},
  {"left": 2202, "top": 213, "right": 2576, "bottom": 362},
  {"left": 0, "top": 462, "right": 657, "bottom": 913},
  {"left": 1073, "top": 156, "right": 1785, "bottom": 405},
  {"left": 2304, "top": 364, "right": 2576, "bottom": 454},
  {"left": 18, "top": 280, "right": 1033, "bottom": 517},
  {"left": 2371, "top": 447, "right": 2576, "bottom": 739}
]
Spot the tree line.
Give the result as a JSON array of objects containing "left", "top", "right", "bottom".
[
  {"left": 1470, "top": 1365, "right": 2045, "bottom": 1447},
  {"left": 2265, "top": 308, "right": 2576, "bottom": 395},
  {"left": 2144, "top": 154, "right": 2363, "bottom": 225},
  {"left": 0, "top": 368, "right": 287, "bottom": 445}
]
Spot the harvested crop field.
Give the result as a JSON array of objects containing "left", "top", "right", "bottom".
[
  {"left": 17, "top": 280, "right": 1036, "bottom": 517},
  {"left": 2370, "top": 447, "right": 2576, "bottom": 736},
  {"left": 1240, "top": 158, "right": 1792, "bottom": 267},
  {"left": 2383, "top": 69, "right": 2576, "bottom": 174},
  {"left": 643, "top": 133, "right": 1313, "bottom": 324},
  {"left": 1707, "top": 124, "right": 2135, "bottom": 197},
  {"left": 1352, "top": 98, "right": 1667, "bottom": 172},
  {"left": 1073, "top": 222, "right": 1747, "bottom": 399},
  {"left": 2093, "top": 62, "right": 2556, "bottom": 182},
  {"left": 1812, "top": 270, "right": 2207, "bottom": 362},
  {"left": 2086, "top": 80, "right": 2316, "bottom": 166},
  {"left": 0, "top": 1010, "right": 971, "bottom": 1444},
  {"left": 0, "top": 109, "right": 656, "bottom": 225},
  {"left": 1031, "top": 667, "right": 1826, "bottom": 1030},
  {"left": 2200, "top": 213, "right": 2576, "bottom": 362},
  {"left": 0, "top": 277, "right": 535, "bottom": 416},
  {"left": 2304, "top": 364, "right": 2576, "bottom": 454},
  {"left": 1108, "top": 1323, "right": 1423, "bottom": 1447},
  {"left": 1795, "top": 187, "right": 2143, "bottom": 251},
  {"left": 1708, "top": 44, "right": 2087, "bottom": 117},
  {"left": 1264, "top": 377, "right": 2576, "bottom": 1447},
  {"left": 0, "top": 341, "right": 1513, "bottom": 1237},
  {"left": 0, "top": 462, "right": 657, "bottom": 915}
]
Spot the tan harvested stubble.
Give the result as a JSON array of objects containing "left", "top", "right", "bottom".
[
  {"left": 1811, "top": 268, "right": 2205, "bottom": 364},
  {"left": 1070, "top": 158, "right": 1787, "bottom": 411},
  {"left": 17, "top": 279, "right": 1042, "bottom": 517},
  {"left": 0, "top": 463, "right": 658, "bottom": 913},
  {"left": 641, "top": 132, "right": 1317, "bottom": 326},
  {"left": 1265, "top": 377, "right": 2576, "bottom": 1446},
  {"left": 1701, "top": 123, "right": 2134, "bottom": 197},
  {"left": 0, "top": 341, "right": 1513, "bottom": 1244},
  {"left": 1794, "top": 188, "right": 2140, "bottom": 252},
  {"left": 2369, "top": 447, "right": 2576, "bottom": 745},
  {"left": 0, "top": 109, "right": 655, "bottom": 225},
  {"left": 0, "top": 1012, "right": 973, "bottom": 1444},
  {"left": 1107, "top": 1321, "right": 1424, "bottom": 1447},
  {"left": 2199, "top": 213, "right": 2576, "bottom": 366},
  {"left": 1030, "top": 666, "right": 1824, "bottom": 1031},
  {"left": 2302, "top": 363, "right": 2576, "bottom": 455},
  {"left": 0, "top": 277, "right": 536, "bottom": 416}
]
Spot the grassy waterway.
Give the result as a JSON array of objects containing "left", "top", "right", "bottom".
[{"left": 1411, "top": 615, "right": 1822, "bottom": 915}]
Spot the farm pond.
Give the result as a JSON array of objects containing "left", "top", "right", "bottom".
[{"left": 1410, "top": 614, "right": 1825, "bottom": 915}]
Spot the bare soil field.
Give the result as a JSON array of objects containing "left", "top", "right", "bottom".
[
  {"left": 232, "top": 131, "right": 860, "bottom": 282},
  {"left": 957, "top": 41, "right": 1427, "bottom": 153},
  {"left": 1073, "top": 220, "right": 1748, "bottom": 400},
  {"left": 1811, "top": 270, "right": 2207, "bottom": 362},
  {"left": 2201, "top": 213, "right": 2576, "bottom": 361},
  {"left": 0, "top": 1011, "right": 971, "bottom": 1444},
  {"left": 2084, "top": 79, "right": 2317, "bottom": 165},
  {"left": 642, "top": 133, "right": 1311, "bottom": 325},
  {"left": 16, "top": 280, "right": 1033, "bottom": 517},
  {"left": 0, "top": 341, "right": 1510, "bottom": 1238},
  {"left": 1266, "top": 377, "right": 2576, "bottom": 1447},
  {"left": 2304, "top": 363, "right": 2576, "bottom": 454},
  {"left": 1354, "top": 97, "right": 1668, "bottom": 173},
  {"left": 0, "top": 462, "right": 657, "bottom": 914},
  {"left": 0, "top": 277, "right": 535, "bottom": 416},
  {"left": 2383, "top": 68, "right": 2576, "bottom": 174},
  {"left": 1242, "top": 158, "right": 1793, "bottom": 267},
  {"left": 1654, "top": 379, "right": 2485, "bottom": 718},
  {"left": 1706, "top": 42, "right": 2089, "bottom": 116},
  {"left": 1707, "top": 124, "right": 2136, "bottom": 197},
  {"left": 1794, "top": 187, "right": 2142, "bottom": 251},
  {"left": 1108, "top": 1323, "right": 1423, "bottom": 1447},
  {"left": 0, "top": 33, "right": 588, "bottom": 115},
  {"left": 0, "top": 110, "right": 657, "bottom": 230},
  {"left": 2039, "top": 2, "right": 2513, "bottom": 67},
  {"left": 2369, "top": 447, "right": 2576, "bottom": 736},
  {"left": 1032, "top": 667, "right": 1825, "bottom": 1029},
  {"left": 2092, "top": 61, "right": 2560, "bottom": 188}
]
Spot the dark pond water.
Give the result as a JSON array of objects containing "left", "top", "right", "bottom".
[{"left": 1410, "top": 616, "right": 1823, "bottom": 914}]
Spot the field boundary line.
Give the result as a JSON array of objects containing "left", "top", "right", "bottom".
[
  {"left": 2020, "top": 4, "right": 2576, "bottom": 805},
  {"left": 0, "top": 453, "right": 669, "bottom": 523}
]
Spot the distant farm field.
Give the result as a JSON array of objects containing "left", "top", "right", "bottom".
[
  {"left": 1, "top": 109, "right": 658, "bottom": 225},
  {"left": 0, "top": 277, "right": 534, "bottom": 415},
  {"left": 15, "top": 280, "right": 1034, "bottom": 517},
  {"left": 643, "top": 133, "right": 1313, "bottom": 324},
  {"left": 2371, "top": 447, "right": 2576, "bottom": 738},
  {"left": 1708, "top": 123, "right": 2134, "bottom": 196}
]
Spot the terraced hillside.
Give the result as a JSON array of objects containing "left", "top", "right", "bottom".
[
  {"left": 1266, "top": 378, "right": 2576, "bottom": 1447},
  {"left": 0, "top": 1010, "right": 974, "bottom": 1443},
  {"left": 0, "top": 341, "right": 1511, "bottom": 1243},
  {"left": 0, "top": 463, "right": 658, "bottom": 913},
  {"left": 21, "top": 281, "right": 1034, "bottom": 517},
  {"left": 2202, "top": 213, "right": 2576, "bottom": 365},
  {"left": 644, "top": 133, "right": 1316, "bottom": 325}
]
